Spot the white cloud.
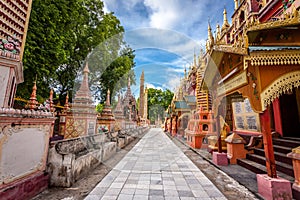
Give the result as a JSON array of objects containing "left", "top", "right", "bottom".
[
  {"left": 144, "top": 0, "right": 179, "bottom": 29},
  {"left": 162, "top": 73, "right": 181, "bottom": 91},
  {"left": 125, "top": 28, "right": 202, "bottom": 63},
  {"left": 145, "top": 83, "right": 163, "bottom": 91},
  {"left": 101, "top": 0, "right": 235, "bottom": 96},
  {"left": 102, "top": 1, "right": 110, "bottom": 13}
]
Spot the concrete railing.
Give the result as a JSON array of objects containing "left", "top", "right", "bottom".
[{"left": 47, "top": 126, "right": 149, "bottom": 187}]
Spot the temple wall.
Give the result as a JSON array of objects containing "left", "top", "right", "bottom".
[{"left": 0, "top": 109, "right": 54, "bottom": 200}]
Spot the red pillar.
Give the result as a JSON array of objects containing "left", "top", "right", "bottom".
[
  {"left": 260, "top": 108, "right": 277, "bottom": 178},
  {"left": 272, "top": 98, "right": 283, "bottom": 136}
]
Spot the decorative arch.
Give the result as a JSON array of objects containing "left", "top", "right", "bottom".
[{"left": 260, "top": 70, "right": 300, "bottom": 111}]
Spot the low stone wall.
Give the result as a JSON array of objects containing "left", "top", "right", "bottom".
[{"left": 48, "top": 126, "right": 149, "bottom": 187}]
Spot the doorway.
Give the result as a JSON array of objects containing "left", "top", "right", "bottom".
[{"left": 280, "top": 87, "right": 300, "bottom": 138}]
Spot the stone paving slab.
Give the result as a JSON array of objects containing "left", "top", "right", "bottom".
[{"left": 85, "top": 128, "right": 227, "bottom": 200}]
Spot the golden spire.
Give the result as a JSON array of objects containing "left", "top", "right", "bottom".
[
  {"left": 234, "top": 0, "right": 238, "bottom": 10},
  {"left": 207, "top": 21, "right": 214, "bottom": 49},
  {"left": 216, "top": 24, "right": 221, "bottom": 41},
  {"left": 222, "top": 8, "right": 230, "bottom": 32}
]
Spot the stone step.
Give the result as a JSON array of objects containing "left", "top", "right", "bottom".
[
  {"left": 272, "top": 138, "right": 300, "bottom": 148},
  {"left": 273, "top": 145, "right": 293, "bottom": 154},
  {"left": 237, "top": 158, "right": 300, "bottom": 200},
  {"left": 253, "top": 148, "right": 293, "bottom": 165},
  {"left": 246, "top": 154, "right": 294, "bottom": 177},
  {"left": 237, "top": 158, "right": 294, "bottom": 182}
]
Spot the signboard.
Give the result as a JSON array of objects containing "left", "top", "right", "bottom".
[
  {"left": 232, "top": 98, "right": 260, "bottom": 132},
  {"left": 217, "top": 71, "right": 248, "bottom": 96}
]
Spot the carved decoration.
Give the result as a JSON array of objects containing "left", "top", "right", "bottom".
[
  {"left": 260, "top": 71, "right": 300, "bottom": 111},
  {"left": 65, "top": 118, "right": 85, "bottom": 138},
  {"left": 213, "top": 45, "right": 248, "bottom": 55},
  {"left": 0, "top": 35, "right": 20, "bottom": 55},
  {"left": 249, "top": 51, "right": 300, "bottom": 66},
  {"left": 247, "top": 8, "right": 300, "bottom": 32}
]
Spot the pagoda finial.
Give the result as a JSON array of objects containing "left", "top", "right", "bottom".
[
  {"left": 64, "top": 92, "right": 70, "bottom": 112},
  {"left": 216, "top": 24, "right": 221, "bottom": 41},
  {"left": 128, "top": 77, "right": 131, "bottom": 88},
  {"left": 222, "top": 8, "right": 230, "bottom": 31},
  {"left": 28, "top": 79, "right": 38, "bottom": 110},
  {"left": 184, "top": 66, "right": 187, "bottom": 79},
  {"left": 208, "top": 21, "right": 213, "bottom": 40},
  {"left": 49, "top": 89, "right": 54, "bottom": 112},
  {"left": 234, "top": 0, "right": 238, "bottom": 10},
  {"left": 140, "top": 70, "right": 144, "bottom": 81},
  {"left": 106, "top": 89, "right": 111, "bottom": 106},
  {"left": 83, "top": 62, "right": 90, "bottom": 74}
]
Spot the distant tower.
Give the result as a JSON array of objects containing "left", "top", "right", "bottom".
[
  {"left": 139, "top": 70, "right": 145, "bottom": 118},
  {"left": 144, "top": 87, "right": 148, "bottom": 119}
]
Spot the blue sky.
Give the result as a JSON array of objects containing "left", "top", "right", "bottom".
[{"left": 102, "top": 0, "right": 235, "bottom": 97}]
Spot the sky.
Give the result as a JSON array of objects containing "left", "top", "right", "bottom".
[{"left": 102, "top": 0, "right": 235, "bottom": 97}]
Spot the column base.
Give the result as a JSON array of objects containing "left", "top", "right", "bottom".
[
  {"left": 212, "top": 152, "right": 228, "bottom": 166},
  {"left": 292, "top": 183, "right": 300, "bottom": 200},
  {"left": 257, "top": 174, "right": 292, "bottom": 200}
]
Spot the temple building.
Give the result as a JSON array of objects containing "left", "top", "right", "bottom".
[
  {"left": 0, "top": 0, "right": 32, "bottom": 108},
  {"left": 113, "top": 77, "right": 138, "bottom": 129},
  {"left": 166, "top": 58, "right": 199, "bottom": 137},
  {"left": 199, "top": 0, "right": 300, "bottom": 198},
  {"left": 0, "top": 1, "right": 57, "bottom": 199}
]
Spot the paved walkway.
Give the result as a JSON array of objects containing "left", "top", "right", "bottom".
[{"left": 85, "top": 128, "right": 227, "bottom": 200}]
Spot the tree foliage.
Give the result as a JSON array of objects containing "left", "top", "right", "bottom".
[
  {"left": 147, "top": 88, "right": 174, "bottom": 124},
  {"left": 17, "top": 0, "right": 135, "bottom": 105}
]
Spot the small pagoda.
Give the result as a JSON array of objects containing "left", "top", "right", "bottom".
[
  {"left": 113, "top": 95, "right": 125, "bottom": 130},
  {"left": 60, "top": 63, "right": 97, "bottom": 138},
  {"left": 186, "top": 106, "right": 217, "bottom": 149},
  {"left": 97, "top": 89, "right": 115, "bottom": 132}
]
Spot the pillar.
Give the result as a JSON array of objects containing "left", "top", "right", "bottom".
[
  {"left": 212, "top": 114, "right": 228, "bottom": 166},
  {"left": 272, "top": 98, "right": 283, "bottom": 136},
  {"left": 257, "top": 107, "right": 292, "bottom": 200},
  {"left": 259, "top": 108, "right": 276, "bottom": 178}
]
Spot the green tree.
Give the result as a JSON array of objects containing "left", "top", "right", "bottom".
[
  {"left": 17, "top": 0, "right": 135, "bottom": 105},
  {"left": 147, "top": 88, "right": 174, "bottom": 124}
]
